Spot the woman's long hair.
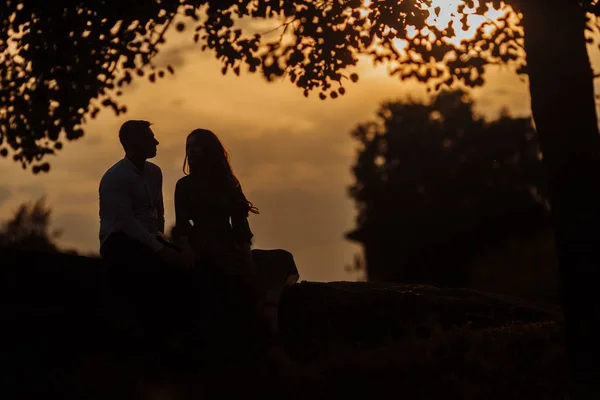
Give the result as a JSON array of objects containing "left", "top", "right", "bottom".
[{"left": 183, "top": 129, "right": 259, "bottom": 215}]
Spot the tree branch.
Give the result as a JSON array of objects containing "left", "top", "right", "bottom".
[{"left": 260, "top": 16, "right": 298, "bottom": 36}]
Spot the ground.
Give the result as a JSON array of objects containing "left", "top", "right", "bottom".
[{"left": 1, "top": 247, "right": 565, "bottom": 399}]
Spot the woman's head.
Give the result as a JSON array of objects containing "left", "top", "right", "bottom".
[
  {"left": 184, "top": 129, "right": 229, "bottom": 178},
  {"left": 183, "top": 128, "right": 258, "bottom": 214}
]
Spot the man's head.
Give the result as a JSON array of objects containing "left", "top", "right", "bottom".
[{"left": 119, "top": 120, "right": 159, "bottom": 159}]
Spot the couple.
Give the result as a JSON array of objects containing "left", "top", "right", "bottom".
[{"left": 98, "top": 120, "right": 299, "bottom": 370}]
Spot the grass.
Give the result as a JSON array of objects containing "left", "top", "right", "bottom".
[
  {"left": 86, "top": 320, "right": 564, "bottom": 399},
  {"left": 282, "top": 321, "right": 566, "bottom": 399}
]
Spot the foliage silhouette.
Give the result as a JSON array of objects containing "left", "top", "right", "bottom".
[
  {"left": 468, "top": 230, "right": 560, "bottom": 303},
  {"left": 0, "top": 196, "right": 65, "bottom": 253},
  {"left": 347, "top": 89, "right": 549, "bottom": 287},
  {"left": 2, "top": 1, "right": 600, "bottom": 172}
]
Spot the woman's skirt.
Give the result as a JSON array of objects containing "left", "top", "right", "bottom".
[{"left": 196, "top": 248, "right": 300, "bottom": 363}]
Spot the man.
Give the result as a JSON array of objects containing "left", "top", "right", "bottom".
[
  {"left": 99, "top": 120, "right": 182, "bottom": 269},
  {"left": 98, "top": 120, "right": 187, "bottom": 352}
]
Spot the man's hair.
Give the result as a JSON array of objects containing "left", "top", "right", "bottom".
[{"left": 119, "top": 120, "right": 152, "bottom": 148}]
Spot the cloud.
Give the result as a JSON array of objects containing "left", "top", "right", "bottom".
[
  {"left": 245, "top": 185, "right": 360, "bottom": 281},
  {"left": 250, "top": 187, "right": 353, "bottom": 244},
  {"left": 83, "top": 134, "right": 103, "bottom": 147},
  {"left": 53, "top": 213, "right": 100, "bottom": 253},
  {"left": 15, "top": 183, "right": 45, "bottom": 199},
  {"left": 227, "top": 130, "right": 350, "bottom": 169},
  {"left": 151, "top": 17, "right": 281, "bottom": 72},
  {"left": 54, "top": 191, "right": 98, "bottom": 209},
  {"left": 154, "top": 41, "right": 200, "bottom": 69},
  {"left": 0, "top": 186, "right": 11, "bottom": 206}
]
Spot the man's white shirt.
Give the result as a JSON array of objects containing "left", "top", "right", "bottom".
[{"left": 99, "top": 157, "right": 165, "bottom": 252}]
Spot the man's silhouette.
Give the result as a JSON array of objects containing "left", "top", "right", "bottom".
[
  {"left": 98, "top": 120, "right": 186, "bottom": 350},
  {"left": 99, "top": 120, "right": 182, "bottom": 268}
]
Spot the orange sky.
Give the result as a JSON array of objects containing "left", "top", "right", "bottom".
[{"left": 0, "top": 25, "right": 540, "bottom": 282}]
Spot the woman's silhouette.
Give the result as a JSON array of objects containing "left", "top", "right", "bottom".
[{"left": 174, "top": 128, "right": 299, "bottom": 372}]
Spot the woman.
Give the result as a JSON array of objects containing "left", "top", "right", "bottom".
[{"left": 174, "top": 128, "right": 299, "bottom": 371}]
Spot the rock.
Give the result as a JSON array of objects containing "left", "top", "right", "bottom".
[{"left": 279, "top": 281, "right": 563, "bottom": 361}]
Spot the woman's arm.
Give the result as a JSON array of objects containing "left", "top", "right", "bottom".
[
  {"left": 231, "top": 214, "right": 254, "bottom": 246},
  {"left": 231, "top": 180, "right": 254, "bottom": 246}
]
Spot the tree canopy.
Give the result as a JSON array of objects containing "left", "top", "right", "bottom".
[
  {"left": 4, "top": 0, "right": 600, "bottom": 173},
  {"left": 347, "top": 89, "right": 549, "bottom": 285}
]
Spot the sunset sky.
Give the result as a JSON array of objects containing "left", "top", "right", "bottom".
[{"left": 1, "top": 5, "right": 582, "bottom": 281}]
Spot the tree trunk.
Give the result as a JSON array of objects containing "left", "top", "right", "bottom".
[{"left": 519, "top": 0, "right": 600, "bottom": 395}]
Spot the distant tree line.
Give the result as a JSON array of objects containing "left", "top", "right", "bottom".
[
  {"left": 347, "top": 90, "right": 559, "bottom": 302},
  {"left": 0, "top": 197, "right": 81, "bottom": 256}
]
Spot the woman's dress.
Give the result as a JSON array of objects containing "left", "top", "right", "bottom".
[{"left": 174, "top": 175, "right": 299, "bottom": 349}]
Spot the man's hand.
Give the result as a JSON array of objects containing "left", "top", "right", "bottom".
[{"left": 158, "top": 246, "right": 188, "bottom": 272}]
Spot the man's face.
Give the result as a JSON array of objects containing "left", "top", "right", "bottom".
[{"left": 134, "top": 126, "right": 159, "bottom": 159}]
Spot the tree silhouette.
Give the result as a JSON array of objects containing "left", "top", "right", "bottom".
[
  {"left": 0, "top": 197, "right": 63, "bottom": 253},
  {"left": 347, "top": 89, "right": 549, "bottom": 287},
  {"left": 2, "top": 1, "right": 599, "bottom": 173}
]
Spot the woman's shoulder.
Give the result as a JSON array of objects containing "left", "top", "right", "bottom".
[
  {"left": 176, "top": 175, "right": 192, "bottom": 185},
  {"left": 176, "top": 175, "right": 210, "bottom": 196},
  {"left": 175, "top": 175, "right": 195, "bottom": 192}
]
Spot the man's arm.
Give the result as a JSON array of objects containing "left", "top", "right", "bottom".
[{"left": 100, "top": 174, "right": 164, "bottom": 253}]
